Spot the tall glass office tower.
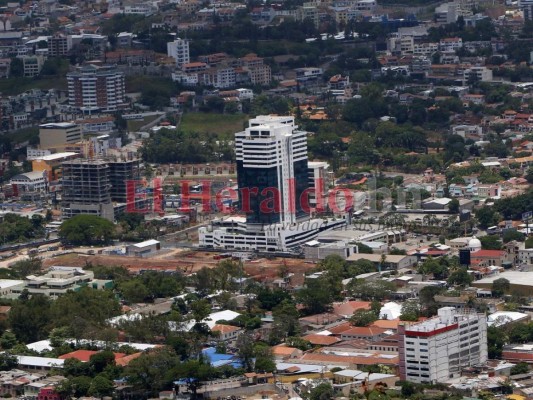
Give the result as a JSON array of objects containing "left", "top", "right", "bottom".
[{"left": 235, "top": 116, "right": 309, "bottom": 226}]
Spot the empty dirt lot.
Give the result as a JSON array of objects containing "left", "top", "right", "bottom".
[{"left": 44, "top": 250, "right": 317, "bottom": 278}]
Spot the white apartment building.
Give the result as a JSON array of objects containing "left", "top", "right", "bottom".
[
  {"left": 399, "top": 307, "right": 488, "bottom": 384},
  {"left": 519, "top": 0, "right": 533, "bottom": 20},
  {"left": 413, "top": 42, "right": 438, "bottom": 56},
  {"left": 519, "top": 248, "right": 533, "bottom": 266},
  {"left": 236, "top": 88, "right": 254, "bottom": 100},
  {"left": 66, "top": 65, "right": 126, "bottom": 112},
  {"left": 21, "top": 55, "right": 45, "bottom": 77},
  {"left": 123, "top": 3, "right": 158, "bottom": 15},
  {"left": 308, "top": 161, "right": 330, "bottom": 208},
  {"left": 439, "top": 37, "right": 463, "bottom": 52},
  {"left": 167, "top": 38, "right": 190, "bottom": 68},
  {"left": 464, "top": 66, "right": 493, "bottom": 82},
  {"left": 10, "top": 171, "right": 47, "bottom": 192},
  {"left": 451, "top": 124, "right": 483, "bottom": 138}
]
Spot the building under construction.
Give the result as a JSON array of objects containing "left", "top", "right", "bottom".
[
  {"left": 61, "top": 159, "right": 114, "bottom": 221},
  {"left": 108, "top": 159, "right": 141, "bottom": 203},
  {"left": 61, "top": 158, "right": 141, "bottom": 221}
]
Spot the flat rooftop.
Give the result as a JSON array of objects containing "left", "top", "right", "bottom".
[
  {"left": 36, "top": 152, "right": 78, "bottom": 161},
  {"left": 39, "top": 122, "right": 78, "bottom": 129},
  {"left": 474, "top": 271, "right": 533, "bottom": 287}
]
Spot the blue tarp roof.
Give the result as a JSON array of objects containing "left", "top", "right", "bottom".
[{"left": 202, "top": 347, "right": 243, "bottom": 369}]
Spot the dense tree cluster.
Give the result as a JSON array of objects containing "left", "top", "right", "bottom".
[
  {"left": 0, "top": 213, "right": 46, "bottom": 245},
  {"left": 59, "top": 215, "right": 115, "bottom": 246},
  {"left": 140, "top": 129, "right": 234, "bottom": 164}
]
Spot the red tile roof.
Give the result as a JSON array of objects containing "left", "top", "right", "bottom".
[
  {"left": 59, "top": 350, "right": 126, "bottom": 363},
  {"left": 300, "top": 352, "right": 399, "bottom": 365},
  {"left": 328, "top": 322, "right": 353, "bottom": 335},
  {"left": 302, "top": 334, "right": 340, "bottom": 346},
  {"left": 340, "top": 327, "right": 388, "bottom": 337},
  {"left": 332, "top": 301, "right": 371, "bottom": 317},
  {"left": 471, "top": 250, "right": 506, "bottom": 257}
]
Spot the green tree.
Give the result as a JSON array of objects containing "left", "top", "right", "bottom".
[
  {"left": 419, "top": 286, "right": 445, "bottom": 316},
  {"left": 270, "top": 299, "right": 300, "bottom": 343},
  {"left": 400, "top": 301, "right": 420, "bottom": 321},
  {"left": 236, "top": 332, "right": 255, "bottom": 372},
  {"left": 0, "top": 353, "right": 17, "bottom": 371},
  {"left": 50, "top": 287, "right": 121, "bottom": 330},
  {"left": 511, "top": 362, "right": 529, "bottom": 375},
  {"left": 59, "top": 215, "right": 115, "bottom": 245},
  {"left": 309, "top": 383, "right": 334, "bottom": 400},
  {"left": 448, "top": 267, "right": 473, "bottom": 287},
  {"left": 502, "top": 230, "right": 525, "bottom": 243},
  {"left": 476, "top": 207, "right": 499, "bottom": 229},
  {"left": 89, "top": 351, "right": 116, "bottom": 374},
  {"left": 257, "top": 287, "right": 291, "bottom": 311},
  {"left": 0, "top": 331, "right": 17, "bottom": 350},
  {"left": 418, "top": 257, "right": 449, "bottom": 280},
  {"left": 126, "top": 347, "right": 179, "bottom": 394},
  {"left": 172, "top": 359, "right": 217, "bottom": 398},
  {"left": 8, "top": 294, "right": 52, "bottom": 343},
  {"left": 285, "top": 337, "right": 312, "bottom": 351},
  {"left": 254, "top": 343, "right": 275, "bottom": 373},
  {"left": 400, "top": 381, "right": 416, "bottom": 397},
  {"left": 9, "top": 58, "right": 23, "bottom": 77},
  {"left": 297, "top": 276, "right": 337, "bottom": 314},
  {"left": 350, "top": 309, "right": 378, "bottom": 326},
  {"left": 492, "top": 278, "right": 510, "bottom": 297},
  {"left": 49, "top": 326, "right": 73, "bottom": 348},
  {"left": 88, "top": 375, "right": 115, "bottom": 397},
  {"left": 191, "top": 299, "right": 212, "bottom": 324},
  {"left": 120, "top": 280, "right": 150, "bottom": 303},
  {"left": 487, "top": 326, "right": 505, "bottom": 358},
  {"left": 448, "top": 198, "right": 460, "bottom": 213},
  {"left": 348, "top": 279, "right": 395, "bottom": 301},
  {"left": 56, "top": 376, "right": 92, "bottom": 397},
  {"left": 10, "top": 257, "right": 42, "bottom": 278},
  {"left": 480, "top": 235, "right": 503, "bottom": 250}
]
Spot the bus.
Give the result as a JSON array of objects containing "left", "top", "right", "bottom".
[
  {"left": 487, "top": 226, "right": 499, "bottom": 234},
  {"left": 353, "top": 210, "right": 365, "bottom": 218}
]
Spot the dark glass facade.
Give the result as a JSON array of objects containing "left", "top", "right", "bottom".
[
  {"left": 237, "top": 161, "right": 280, "bottom": 224},
  {"left": 294, "top": 159, "right": 310, "bottom": 220},
  {"left": 237, "top": 158, "right": 310, "bottom": 224}
]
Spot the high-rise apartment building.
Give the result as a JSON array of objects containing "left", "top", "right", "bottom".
[
  {"left": 398, "top": 307, "right": 488, "bottom": 384},
  {"left": 61, "top": 159, "right": 114, "bottom": 221},
  {"left": 199, "top": 116, "right": 347, "bottom": 252},
  {"left": 48, "top": 34, "right": 69, "bottom": 57},
  {"left": 520, "top": 0, "right": 533, "bottom": 19},
  {"left": 167, "top": 38, "right": 190, "bottom": 67},
  {"left": 67, "top": 65, "right": 126, "bottom": 112}
]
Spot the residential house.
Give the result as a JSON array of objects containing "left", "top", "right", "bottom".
[
  {"left": 340, "top": 327, "right": 388, "bottom": 341},
  {"left": 210, "top": 324, "right": 242, "bottom": 341}
]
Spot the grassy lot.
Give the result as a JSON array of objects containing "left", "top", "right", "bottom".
[
  {"left": 127, "top": 114, "right": 161, "bottom": 132},
  {"left": 180, "top": 113, "right": 248, "bottom": 136},
  {"left": 4, "top": 126, "right": 39, "bottom": 144},
  {"left": 125, "top": 76, "right": 173, "bottom": 93},
  {"left": 0, "top": 77, "right": 68, "bottom": 95}
]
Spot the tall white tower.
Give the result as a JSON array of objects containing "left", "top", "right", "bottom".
[
  {"left": 167, "top": 38, "right": 190, "bottom": 68},
  {"left": 235, "top": 116, "right": 309, "bottom": 226}
]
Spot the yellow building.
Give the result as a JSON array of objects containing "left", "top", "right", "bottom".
[{"left": 32, "top": 152, "right": 79, "bottom": 182}]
